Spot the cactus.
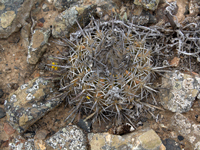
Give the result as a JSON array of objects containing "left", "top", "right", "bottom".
[{"left": 48, "top": 18, "right": 168, "bottom": 126}]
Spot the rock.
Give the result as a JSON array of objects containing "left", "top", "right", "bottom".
[
  {"left": 96, "top": 7, "right": 103, "bottom": 18},
  {"left": 88, "top": 128, "right": 165, "bottom": 150},
  {"left": 92, "top": 0, "right": 118, "bottom": 16},
  {"left": 42, "top": 3, "right": 49, "bottom": 12},
  {"left": 1, "top": 10, "right": 16, "bottom": 29},
  {"left": 34, "top": 129, "right": 49, "bottom": 140},
  {"left": 175, "top": 0, "right": 188, "bottom": 23},
  {"left": 0, "top": 107, "right": 6, "bottom": 119},
  {"left": 53, "top": 0, "right": 79, "bottom": 11},
  {"left": 0, "top": 89, "right": 4, "bottom": 98},
  {"left": 177, "top": 135, "right": 184, "bottom": 141},
  {"left": 46, "top": 125, "right": 87, "bottom": 150},
  {"left": 0, "top": 0, "right": 40, "bottom": 38},
  {"left": 21, "top": 23, "right": 31, "bottom": 48},
  {"left": 4, "top": 77, "right": 62, "bottom": 133},
  {"left": 4, "top": 122, "right": 15, "bottom": 135},
  {"left": 189, "top": 0, "right": 200, "bottom": 16},
  {"left": 34, "top": 139, "right": 47, "bottom": 150},
  {"left": 134, "top": 0, "right": 160, "bottom": 11},
  {"left": 27, "top": 28, "right": 51, "bottom": 64},
  {"left": 171, "top": 113, "right": 200, "bottom": 150},
  {"left": 162, "top": 138, "right": 181, "bottom": 150},
  {"left": 159, "top": 70, "right": 200, "bottom": 113},
  {"left": 52, "top": 4, "right": 96, "bottom": 38},
  {"left": 39, "top": 17, "right": 45, "bottom": 23},
  {"left": 9, "top": 135, "right": 35, "bottom": 150},
  {"left": 77, "top": 119, "right": 91, "bottom": 133}
]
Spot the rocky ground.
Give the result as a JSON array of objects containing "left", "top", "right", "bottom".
[{"left": 0, "top": 0, "right": 200, "bottom": 149}]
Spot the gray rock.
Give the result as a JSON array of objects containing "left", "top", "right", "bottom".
[
  {"left": 53, "top": 0, "right": 79, "bottom": 11},
  {"left": 9, "top": 135, "right": 35, "bottom": 150},
  {"left": 42, "top": 3, "right": 49, "bottom": 12},
  {"left": 134, "top": 0, "right": 160, "bottom": 11},
  {"left": 171, "top": 113, "right": 200, "bottom": 150},
  {"left": 162, "top": 138, "right": 181, "bottom": 150},
  {"left": 4, "top": 77, "right": 62, "bottom": 133},
  {"left": 0, "top": 0, "right": 41, "bottom": 38},
  {"left": 46, "top": 125, "right": 87, "bottom": 150},
  {"left": 189, "top": 0, "right": 200, "bottom": 16},
  {"left": 9, "top": 135, "right": 47, "bottom": 149},
  {"left": 52, "top": 4, "right": 96, "bottom": 38},
  {"left": 20, "top": 23, "right": 31, "bottom": 48},
  {"left": 159, "top": 70, "right": 200, "bottom": 113},
  {"left": 77, "top": 119, "right": 91, "bottom": 133},
  {"left": 0, "top": 107, "right": 6, "bottom": 119},
  {"left": 88, "top": 128, "right": 165, "bottom": 150},
  {"left": 27, "top": 28, "right": 51, "bottom": 64}
]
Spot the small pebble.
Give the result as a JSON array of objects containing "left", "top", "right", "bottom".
[
  {"left": 39, "top": 17, "right": 45, "bottom": 23},
  {"left": 35, "top": 2, "right": 39, "bottom": 8},
  {"left": 14, "top": 66, "right": 19, "bottom": 69},
  {"left": 0, "top": 107, "right": 6, "bottom": 119},
  {"left": 77, "top": 119, "right": 91, "bottom": 133},
  {"left": 42, "top": 4, "right": 49, "bottom": 12},
  {"left": 140, "top": 116, "right": 148, "bottom": 122},
  {"left": 178, "top": 135, "right": 184, "bottom": 141}
]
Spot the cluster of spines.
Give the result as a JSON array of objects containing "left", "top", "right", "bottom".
[{"left": 49, "top": 18, "right": 169, "bottom": 126}]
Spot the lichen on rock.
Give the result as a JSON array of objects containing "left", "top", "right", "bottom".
[
  {"left": 160, "top": 71, "right": 200, "bottom": 113},
  {"left": 27, "top": 29, "right": 51, "bottom": 64},
  {"left": 4, "top": 77, "right": 62, "bottom": 133}
]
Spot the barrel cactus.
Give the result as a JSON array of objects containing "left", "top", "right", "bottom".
[{"left": 49, "top": 18, "right": 166, "bottom": 126}]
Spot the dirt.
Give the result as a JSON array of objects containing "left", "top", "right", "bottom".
[{"left": 0, "top": 0, "right": 200, "bottom": 150}]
